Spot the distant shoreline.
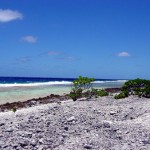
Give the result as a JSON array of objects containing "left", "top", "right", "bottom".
[
  {"left": 0, "top": 77, "right": 125, "bottom": 105},
  {"left": 0, "top": 88, "right": 121, "bottom": 112}
]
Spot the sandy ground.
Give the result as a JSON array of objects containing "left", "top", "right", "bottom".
[{"left": 0, "top": 96, "right": 150, "bottom": 150}]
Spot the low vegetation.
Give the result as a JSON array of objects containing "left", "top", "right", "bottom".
[
  {"left": 114, "top": 78, "right": 150, "bottom": 99},
  {"left": 69, "top": 77, "right": 150, "bottom": 100},
  {"left": 12, "top": 107, "right": 17, "bottom": 113},
  {"left": 69, "top": 76, "right": 108, "bottom": 101}
]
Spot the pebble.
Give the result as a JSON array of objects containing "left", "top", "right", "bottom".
[
  {"left": 84, "top": 144, "right": 93, "bottom": 149},
  {"left": 64, "top": 126, "right": 69, "bottom": 131},
  {"left": 5, "top": 128, "right": 13, "bottom": 132},
  {"left": 0, "top": 122, "right": 5, "bottom": 126},
  {"left": 30, "top": 139, "right": 37, "bottom": 146},
  {"left": 110, "top": 111, "right": 116, "bottom": 115},
  {"left": 18, "top": 139, "right": 29, "bottom": 147},
  {"left": 102, "top": 120, "right": 113, "bottom": 128},
  {"left": 67, "top": 116, "right": 76, "bottom": 122}
]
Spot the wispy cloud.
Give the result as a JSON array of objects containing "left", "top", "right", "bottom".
[
  {"left": 16, "top": 56, "right": 31, "bottom": 64},
  {"left": 42, "top": 51, "right": 76, "bottom": 61},
  {"left": 117, "top": 52, "right": 131, "bottom": 57},
  {"left": 0, "top": 9, "right": 23, "bottom": 22},
  {"left": 21, "top": 36, "right": 37, "bottom": 43},
  {"left": 48, "top": 51, "right": 76, "bottom": 61},
  {"left": 57, "top": 56, "right": 76, "bottom": 61},
  {"left": 48, "top": 51, "right": 60, "bottom": 56}
]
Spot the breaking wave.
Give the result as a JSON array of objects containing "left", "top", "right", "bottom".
[{"left": 0, "top": 80, "right": 127, "bottom": 87}]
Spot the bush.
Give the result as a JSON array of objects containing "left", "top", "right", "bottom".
[
  {"left": 115, "top": 78, "right": 150, "bottom": 99},
  {"left": 96, "top": 89, "right": 109, "bottom": 97},
  {"left": 69, "top": 76, "right": 95, "bottom": 100},
  {"left": 12, "top": 107, "right": 17, "bottom": 113},
  {"left": 144, "top": 86, "right": 150, "bottom": 98},
  {"left": 69, "top": 88, "right": 82, "bottom": 101},
  {"left": 114, "top": 92, "right": 128, "bottom": 99}
]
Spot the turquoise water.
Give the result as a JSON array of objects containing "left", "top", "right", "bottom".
[
  {"left": 0, "top": 77, "right": 126, "bottom": 104},
  {"left": 0, "top": 86, "right": 71, "bottom": 104}
]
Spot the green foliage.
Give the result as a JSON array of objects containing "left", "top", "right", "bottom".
[
  {"left": 12, "top": 107, "right": 17, "bottom": 113},
  {"left": 96, "top": 89, "right": 109, "bottom": 97},
  {"left": 69, "top": 76, "right": 95, "bottom": 100},
  {"left": 83, "top": 90, "right": 91, "bottom": 98},
  {"left": 69, "top": 77, "right": 150, "bottom": 100},
  {"left": 69, "top": 88, "right": 82, "bottom": 101},
  {"left": 115, "top": 78, "right": 150, "bottom": 99},
  {"left": 73, "top": 76, "right": 95, "bottom": 91},
  {"left": 114, "top": 91, "right": 128, "bottom": 99},
  {"left": 69, "top": 76, "right": 109, "bottom": 101},
  {"left": 144, "top": 86, "right": 150, "bottom": 97}
]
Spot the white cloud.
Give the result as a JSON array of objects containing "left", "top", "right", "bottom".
[
  {"left": 117, "top": 52, "right": 131, "bottom": 57},
  {"left": 21, "top": 36, "right": 37, "bottom": 43},
  {"left": 0, "top": 9, "right": 23, "bottom": 22}
]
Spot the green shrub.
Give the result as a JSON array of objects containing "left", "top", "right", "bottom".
[
  {"left": 84, "top": 90, "right": 91, "bottom": 98},
  {"left": 114, "top": 92, "right": 128, "bottom": 99},
  {"left": 96, "top": 89, "right": 109, "bottom": 97},
  {"left": 144, "top": 85, "right": 150, "bottom": 98},
  {"left": 12, "top": 107, "right": 17, "bottom": 113},
  {"left": 115, "top": 78, "right": 150, "bottom": 99},
  {"left": 69, "top": 76, "right": 95, "bottom": 100},
  {"left": 69, "top": 88, "right": 82, "bottom": 101}
]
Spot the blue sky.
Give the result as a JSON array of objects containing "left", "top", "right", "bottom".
[{"left": 0, "top": 0, "right": 150, "bottom": 79}]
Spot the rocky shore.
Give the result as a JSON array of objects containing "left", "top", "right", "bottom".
[{"left": 0, "top": 94, "right": 150, "bottom": 149}]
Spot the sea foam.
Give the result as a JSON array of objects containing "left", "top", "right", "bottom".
[
  {"left": 0, "top": 80, "right": 127, "bottom": 87},
  {"left": 0, "top": 81, "right": 73, "bottom": 87}
]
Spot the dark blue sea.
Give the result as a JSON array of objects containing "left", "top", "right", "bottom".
[{"left": 0, "top": 77, "right": 126, "bottom": 104}]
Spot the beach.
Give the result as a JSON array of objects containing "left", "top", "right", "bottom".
[
  {"left": 0, "top": 77, "right": 125, "bottom": 105},
  {"left": 1, "top": 0, "right": 149, "bottom": 149},
  {"left": 0, "top": 95, "right": 150, "bottom": 149}
]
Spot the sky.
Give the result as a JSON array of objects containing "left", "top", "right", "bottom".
[{"left": 0, "top": 0, "right": 150, "bottom": 79}]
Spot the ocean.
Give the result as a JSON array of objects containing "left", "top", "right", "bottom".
[{"left": 0, "top": 77, "right": 127, "bottom": 104}]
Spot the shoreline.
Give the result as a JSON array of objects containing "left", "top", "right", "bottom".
[{"left": 0, "top": 88, "right": 121, "bottom": 112}]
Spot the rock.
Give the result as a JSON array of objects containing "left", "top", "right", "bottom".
[
  {"left": 0, "top": 122, "right": 5, "bottom": 126},
  {"left": 37, "top": 145, "right": 46, "bottom": 150},
  {"left": 0, "top": 134, "right": 3, "bottom": 138},
  {"left": 84, "top": 144, "right": 93, "bottom": 149},
  {"left": 18, "top": 139, "right": 29, "bottom": 147},
  {"left": 0, "top": 141, "right": 5, "bottom": 146},
  {"left": 18, "top": 131, "right": 32, "bottom": 138},
  {"left": 39, "top": 138, "right": 44, "bottom": 144},
  {"left": 36, "top": 129, "right": 43, "bottom": 133},
  {"left": 11, "top": 143, "right": 18, "bottom": 148},
  {"left": 94, "top": 123, "right": 102, "bottom": 129},
  {"left": 29, "top": 101, "right": 37, "bottom": 106},
  {"left": 62, "top": 133, "right": 68, "bottom": 138},
  {"left": 30, "top": 139, "right": 37, "bottom": 146},
  {"left": 102, "top": 120, "right": 113, "bottom": 128},
  {"left": 64, "top": 126, "right": 69, "bottom": 131},
  {"left": 67, "top": 116, "right": 76, "bottom": 122},
  {"left": 142, "top": 139, "right": 150, "bottom": 144},
  {"left": 5, "top": 128, "right": 13, "bottom": 132},
  {"left": 46, "top": 121, "right": 51, "bottom": 126},
  {"left": 110, "top": 111, "right": 116, "bottom": 115}
]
